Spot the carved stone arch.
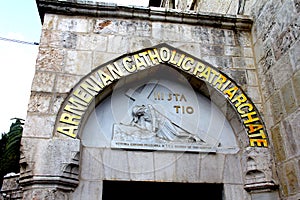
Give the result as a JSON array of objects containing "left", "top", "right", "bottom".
[
  {"left": 52, "top": 43, "right": 278, "bottom": 194},
  {"left": 54, "top": 43, "right": 269, "bottom": 149}
]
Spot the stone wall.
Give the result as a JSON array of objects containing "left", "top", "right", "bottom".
[
  {"left": 5, "top": 0, "right": 288, "bottom": 199},
  {"left": 250, "top": 0, "right": 300, "bottom": 199}
]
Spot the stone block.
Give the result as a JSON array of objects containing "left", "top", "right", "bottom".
[
  {"left": 201, "top": 45, "right": 224, "bottom": 56},
  {"left": 28, "top": 92, "right": 52, "bottom": 113},
  {"left": 223, "top": 154, "right": 243, "bottom": 184},
  {"left": 93, "top": 52, "right": 121, "bottom": 68},
  {"left": 61, "top": 32, "right": 78, "bottom": 49},
  {"left": 49, "top": 93, "right": 68, "bottom": 114},
  {"left": 127, "top": 151, "right": 155, "bottom": 181},
  {"left": 76, "top": 34, "right": 108, "bottom": 51},
  {"left": 282, "top": 118, "right": 298, "bottom": 156},
  {"left": 80, "top": 147, "right": 104, "bottom": 180},
  {"left": 94, "top": 19, "right": 118, "bottom": 34},
  {"left": 71, "top": 180, "right": 103, "bottom": 200},
  {"left": 42, "top": 14, "right": 59, "bottom": 30},
  {"left": 35, "top": 48, "right": 65, "bottom": 72},
  {"left": 199, "top": 154, "right": 225, "bottom": 182},
  {"left": 31, "top": 71, "right": 56, "bottom": 92},
  {"left": 224, "top": 46, "right": 241, "bottom": 56},
  {"left": 224, "top": 30, "right": 236, "bottom": 46},
  {"left": 292, "top": 70, "right": 300, "bottom": 105},
  {"left": 232, "top": 57, "right": 255, "bottom": 69},
  {"left": 284, "top": 161, "right": 300, "bottom": 195},
  {"left": 65, "top": 50, "right": 92, "bottom": 75},
  {"left": 289, "top": 40, "right": 300, "bottom": 72},
  {"left": 272, "top": 55, "right": 293, "bottom": 90},
  {"left": 246, "top": 70, "right": 258, "bottom": 86},
  {"left": 191, "top": 26, "right": 211, "bottom": 44},
  {"left": 281, "top": 80, "right": 297, "bottom": 115},
  {"left": 107, "top": 35, "right": 130, "bottom": 54},
  {"left": 54, "top": 74, "right": 82, "bottom": 93},
  {"left": 202, "top": 56, "right": 233, "bottom": 69},
  {"left": 39, "top": 30, "right": 62, "bottom": 48},
  {"left": 210, "top": 28, "right": 225, "bottom": 45},
  {"left": 57, "top": 17, "right": 93, "bottom": 33},
  {"left": 102, "top": 149, "right": 130, "bottom": 180},
  {"left": 23, "top": 114, "right": 56, "bottom": 138},
  {"left": 236, "top": 31, "right": 252, "bottom": 47},
  {"left": 271, "top": 125, "right": 286, "bottom": 162},
  {"left": 153, "top": 152, "right": 176, "bottom": 182},
  {"left": 223, "top": 184, "right": 251, "bottom": 200},
  {"left": 269, "top": 92, "right": 284, "bottom": 123},
  {"left": 118, "top": 20, "right": 152, "bottom": 37},
  {"left": 247, "top": 86, "right": 262, "bottom": 104},
  {"left": 175, "top": 153, "right": 200, "bottom": 182}
]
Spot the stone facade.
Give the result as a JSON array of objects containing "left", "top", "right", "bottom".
[
  {"left": 251, "top": 0, "right": 300, "bottom": 199},
  {"left": 1, "top": 0, "right": 299, "bottom": 199}
]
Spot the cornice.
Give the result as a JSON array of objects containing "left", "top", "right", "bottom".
[{"left": 36, "top": 0, "right": 252, "bottom": 30}]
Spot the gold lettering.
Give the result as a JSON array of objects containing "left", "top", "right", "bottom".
[
  {"left": 123, "top": 57, "right": 136, "bottom": 72},
  {"left": 107, "top": 62, "right": 124, "bottom": 79},
  {"left": 199, "top": 66, "right": 211, "bottom": 82},
  {"left": 223, "top": 86, "right": 238, "bottom": 100},
  {"left": 64, "top": 98, "right": 87, "bottom": 116},
  {"left": 249, "top": 138, "right": 268, "bottom": 147},
  {"left": 73, "top": 88, "right": 93, "bottom": 104},
  {"left": 181, "top": 57, "right": 194, "bottom": 71},
  {"left": 246, "top": 124, "right": 263, "bottom": 134},
  {"left": 133, "top": 54, "right": 147, "bottom": 69},
  {"left": 241, "top": 111, "right": 260, "bottom": 124},
  {"left": 148, "top": 48, "right": 162, "bottom": 65},
  {"left": 232, "top": 93, "right": 247, "bottom": 107},
  {"left": 57, "top": 126, "right": 78, "bottom": 138},
  {"left": 220, "top": 80, "right": 231, "bottom": 91},
  {"left": 60, "top": 113, "right": 81, "bottom": 126},
  {"left": 139, "top": 51, "right": 152, "bottom": 66},
  {"left": 80, "top": 79, "right": 102, "bottom": 96},
  {"left": 169, "top": 50, "right": 177, "bottom": 65},
  {"left": 174, "top": 105, "right": 180, "bottom": 113},
  {"left": 248, "top": 129, "right": 266, "bottom": 138},
  {"left": 180, "top": 94, "right": 187, "bottom": 102},
  {"left": 160, "top": 47, "right": 171, "bottom": 62},
  {"left": 192, "top": 62, "right": 206, "bottom": 76},
  {"left": 213, "top": 74, "right": 227, "bottom": 90},
  {"left": 237, "top": 103, "right": 253, "bottom": 114},
  {"left": 177, "top": 54, "right": 186, "bottom": 67},
  {"left": 209, "top": 68, "right": 219, "bottom": 83},
  {"left": 97, "top": 69, "right": 114, "bottom": 86}
]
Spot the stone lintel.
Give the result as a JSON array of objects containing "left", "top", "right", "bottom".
[{"left": 36, "top": 0, "right": 252, "bottom": 30}]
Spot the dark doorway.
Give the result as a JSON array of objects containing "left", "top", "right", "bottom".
[{"left": 102, "top": 180, "right": 223, "bottom": 200}]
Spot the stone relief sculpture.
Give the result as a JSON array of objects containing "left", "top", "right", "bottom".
[{"left": 130, "top": 104, "right": 203, "bottom": 143}]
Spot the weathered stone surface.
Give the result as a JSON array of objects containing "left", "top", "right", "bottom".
[
  {"left": 175, "top": 153, "right": 200, "bottom": 182},
  {"left": 23, "top": 114, "right": 56, "bottom": 138},
  {"left": 292, "top": 70, "right": 300, "bottom": 104},
  {"left": 65, "top": 50, "right": 92, "bottom": 75},
  {"left": 289, "top": 40, "right": 300, "bottom": 72},
  {"left": 54, "top": 74, "right": 82, "bottom": 93},
  {"left": 153, "top": 152, "right": 176, "bottom": 182},
  {"left": 127, "top": 151, "right": 155, "bottom": 181},
  {"left": 199, "top": 154, "right": 225, "bottom": 182},
  {"left": 80, "top": 147, "right": 104, "bottom": 180},
  {"left": 76, "top": 34, "right": 108, "bottom": 51},
  {"left": 57, "top": 17, "right": 93, "bottom": 33},
  {"left": 224, "top": 46, "right": 242, "bottom": 56},
  {"left": 284, "top": 161, "right": 300, "bottom": 195},
  {"left": 281, "top": 80, "right": 297, "bottom": 114},
  {"left": 102, "top": 149, "right": 130, "bottom": 180},
  {"left": 28, "top": 92, "right": 52, "bottom": 113},
  {"left": 224, "top": 184, "right": 251, "bottom": 200},
  {"left": 71, "top": 180, "right": 103, "bottom": 200},
  {"left": 269, "top": 92, "right": 284, "bottom": 123},
  {"left": 35, "top": 48, "right": 65, "bottom": 72},
  {"left": 31, "top": 71, "right": 56, "bottom": 92},
  {"left": 223, "top": 154, "right": 243, "bottom": 184},
  {"left": 271, "top": 125, "right": 286, "bottom": 162}
]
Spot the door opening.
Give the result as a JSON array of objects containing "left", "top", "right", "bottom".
[{"left": 103, "top": 180, "right": 223, "bottom": 200}]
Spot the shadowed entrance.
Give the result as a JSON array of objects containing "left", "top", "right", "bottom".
[{"left": 102, "top": 180, "right": 223, "bottom": 199}]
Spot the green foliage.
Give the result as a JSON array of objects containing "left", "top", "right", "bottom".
[{"left": 0, "top": 118, "right": 24, "bottom": 189}]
